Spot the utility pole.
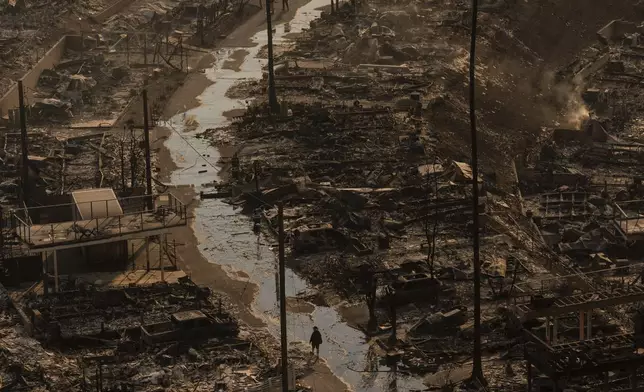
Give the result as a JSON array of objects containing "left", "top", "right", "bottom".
[
  {"left": 18, "top": 81, "right": 29, "bottom": 204},
  {"left": 129, "top": 127, "right": 137, "bottom": 188},
  {"left": 265, "top": 0, "right": 279, "bottom": 113},
  {"left": 254, "top": 161, "right": 260, "bottom": 195},
  {"left": 278, "top": 203, "right": 289, "bottom": 392},
  {"left": 468, "top": 0, "right": 486, "bottom": 386},
  {"left": 143, "top": 33, "right": 148, "bottom": 66},
  {"left": 142, "top": 89, "right": 153, "bottom": 210},
  {"left": 120, "top": 135, "right": 126, "bottom": 190},
  {"left": 387, "top": 287, "right": 397, "bottom": 344}
]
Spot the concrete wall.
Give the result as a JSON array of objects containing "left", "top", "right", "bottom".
[
  {"left": 0, "top": 36, "right": 68, "bottom": 118},
  {"left": 597, "top": 19, "right": 638, "bottom": 44}
]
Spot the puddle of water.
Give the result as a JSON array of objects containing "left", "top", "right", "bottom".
[{"left": 163, "top": 2, "right": 426, "bottom": 391}]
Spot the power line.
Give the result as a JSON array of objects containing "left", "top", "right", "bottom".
[{"left": 163, "top": 120, "right": 221, "bottom": 175}]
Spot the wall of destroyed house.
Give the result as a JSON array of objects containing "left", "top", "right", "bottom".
[{"left": 0, "top": 35, "right": 68, "bottom": 117}]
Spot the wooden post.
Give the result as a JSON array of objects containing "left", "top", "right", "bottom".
[
  {"left": 143, "top": 34, "right": 147, "bottom": 65},
  {"left": 278, "top": 204, "right": 288, "bottom": 392},
  {"left": 179, "top": 36, "right": 183, "bottom": 71},
  {"left": 580, "top": 311, "right": 585, "bottom": 340},
  {"left": 254, "top": 161, "right": 260, "bottom": 194},
  {"left": 129, "top": 127, "right": 136, "bottom": 188},
  {"left": 553, "top": 379, "right": 559, "bottom": 392},
  {"left": 545, "top": 316, "right": 551, "bottom": 343},
  {"left": 160, "top": 234, "right": 165, "bottom": 282},
  {"left": 199, "top": 18, "right": 205, "bottom": 45},
  {"left": 145, "top": 237, "right": 150, "bottom": 271},
  {"left": 42, "top": 252, "right": 48, "bottom": 296},
  {"left": 18, "top": 81, "right": 29, "bottom": 204},
  {"left": 526, "top": 360, "right": 532, "bottom": 392},
  {"left": 389, "top": 292, "right": 397, "bottom": 344},
  {"left": 142, "top": 90, "right": 153, "bottom": 210},
  {"left": 120, "top": 136, "right": 125, "bottom": 190},
  {"left": 53, "top": 250, "right": 59, "bottom": 293},
  {"left": 172, "top": 239, "right": 177, "bottom": 268}
]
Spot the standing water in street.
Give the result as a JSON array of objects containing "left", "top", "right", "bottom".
[{"left": 163, "top": 1, "right": 426, "bottom": 390}]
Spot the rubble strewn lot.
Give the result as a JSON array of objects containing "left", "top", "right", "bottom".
[
  {"left": 0, "top": 278, "right": 286, "bottom": 391},
  {"left": 0, "top": 0, "right": 326, "bottom": 390},
  {"left": 198, "top": 0, "right": 644, "bottom": 390},
  {"left": 0, "top": 0, "right": 111, "bottom": 97},
  {"left": 4, "top": 0, "right": 644, "bottom": 389}
]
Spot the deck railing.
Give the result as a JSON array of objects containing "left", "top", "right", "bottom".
[{"left": 11, "top": 193, "right": 187, "bottom": 248}]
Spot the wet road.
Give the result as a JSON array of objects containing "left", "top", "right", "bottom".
[{"left": 163, "top": 2, "right": 425, "bottom": 390}]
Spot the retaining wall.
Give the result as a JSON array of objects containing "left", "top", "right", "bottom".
[{"left": 0, "top": 36, "right": 69, "bottom": 118}]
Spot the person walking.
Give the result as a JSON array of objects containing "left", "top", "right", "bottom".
[{"left": 309, "top": 326, "right": 322, "bottom": 357}]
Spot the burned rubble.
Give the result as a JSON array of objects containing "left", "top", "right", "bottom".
[
  {"left": 4, "top": 0, "right": 644, "bottom": 390},
  {"left": 0, "top": 276, "right": 288, "bottom": 391},
  {"left": 195, "top": 0, "right": 644, "bottom": 390},
  {"left": 0, "top": 0, "right": 327, "bottom": 390}
]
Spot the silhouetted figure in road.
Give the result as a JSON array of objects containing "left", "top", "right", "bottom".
[
  {"left": 282, "top": 0, "right": 289, "bottom": 11},
  {"left": 310, "top": 326, "right": 322, "bottom": 357}
]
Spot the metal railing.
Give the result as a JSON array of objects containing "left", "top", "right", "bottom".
[
  {"left": 615, "top": 216, "right": 644, "bottom": 236},
  {"left": 612, "top": 199, "right": 644, "bottom": 236},
  {"left": 11, "top": 193, "right": 187, "bottom": 248}
]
